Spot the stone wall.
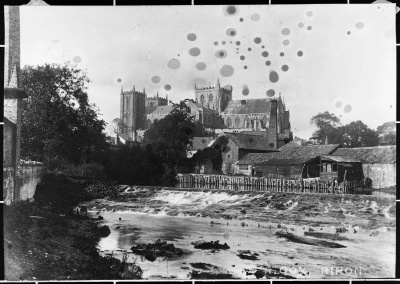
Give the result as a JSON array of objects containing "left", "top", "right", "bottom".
[
  {"left": 3, "top": 164, "right": 46, "bottom": 205},
  {"left": 363, "top": 164, "right": 396, "bottom": 188}
]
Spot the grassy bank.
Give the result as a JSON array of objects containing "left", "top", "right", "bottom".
[{"left": 3, "top": 174, "right": 142, "bottom": 280}]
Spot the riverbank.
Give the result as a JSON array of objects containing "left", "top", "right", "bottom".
[{"left": 3, "top": 174, "right": 143, "bottom": 280}]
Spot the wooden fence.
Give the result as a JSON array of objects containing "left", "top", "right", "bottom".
[{"left": 176, "top": 173, "right": 366, "bottom": 194}]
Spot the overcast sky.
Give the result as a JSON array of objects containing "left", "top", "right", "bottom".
[{"left": 20, "top": 4, "right": 396, "bottom": 139}]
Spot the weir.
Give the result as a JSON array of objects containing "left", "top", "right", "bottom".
[{"left": 176, "top": 173, "right": 367, "bottom": 194}]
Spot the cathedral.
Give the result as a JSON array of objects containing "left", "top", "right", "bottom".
[{"left": 118, "top": 79, "right": 292, "bottom": 149}]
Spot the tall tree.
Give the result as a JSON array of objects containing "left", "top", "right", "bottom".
[
  {"left": 377, "top": 121, "right": 396, "bottom": 145},
  {"left": 310, "top": 111, "right": 341, "bottom": 143},
  {"left": 143, "top": 100, "right": 196, "bottom": 185},
  {"left": 19, "top": 62, "right": 108, "bottom": 166},
  {"left": 338, "top": 121, "right": 379, "bottom": 148}
]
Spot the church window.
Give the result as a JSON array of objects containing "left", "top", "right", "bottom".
[
  {"left": 235, "top": 117, "right": 240, "bottom": 128},
  {"left": 200, "top": 95, "right": 205, "bottom": 104},
  {"left": 243, "top": 118, "right": 250, "bottom": 128},
  {"left": 146, "top": 119, "right": 152, "bottom": 129},
  {"left": 226, "top": 117, "right": 232, "bottom": 128},
  {"left": 209, "top": 94, "right": 213, "bottom": 102},
  {"left": 198, "top": 111, "right": 203, "bottom": 122}
]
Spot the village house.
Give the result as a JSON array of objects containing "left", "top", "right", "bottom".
[{"left": 254, "top": 143, "right": 340, "bottom": 179}]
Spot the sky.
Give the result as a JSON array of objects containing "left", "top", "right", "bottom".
[{"left": 19, "top": 4, "right": 396, "bottom": 139}]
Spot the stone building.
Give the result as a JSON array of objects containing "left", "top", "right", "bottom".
[
  {"left": 118, "top": 79, "right": 292, "bottom": 145},
  {"left": 331, "top": 146, "right": 396, "bottom": 188},
  {"left": 4, "top": 6, "right": 45, "bottom": 204}
]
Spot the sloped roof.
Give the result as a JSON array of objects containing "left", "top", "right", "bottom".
[
  {"left": 224, "top": 132, "right": 276, "bottom": 151},
  {"left": 260, "top": 157, "right": 318, "bottom": 166},
  {"left": 331, "top": 146, "right": 396, "bottom": 164},
  {"left": 255, "top": 144, "right": 340, "bottom": 166},
  {"left": 188, "top": 137, "right": 215, "bottom": 151},
  {"left": 223, "top": 99, "right": 272, "bottom": 114},
  {"left": 118, "top": 133, "right": 133, "bottom": 142},
  {"left": 321, "top": 155, "right": 361, "bottom": 163},
  {"left": 238, "top": 152, "right": 279, "bottom": 165},
  {"left": 146, "top": 105, "right": 173, "bottom": 115}
]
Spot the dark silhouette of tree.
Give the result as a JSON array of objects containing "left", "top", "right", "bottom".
[
  {"left": 143, "top": 100, "right": 196, "bottom": 185},
  {"left": 338, "top": 121, "right": 379, "bottom": 148},
  {"left": 19, "top": 62, "right": 108, "bottom": 166}
]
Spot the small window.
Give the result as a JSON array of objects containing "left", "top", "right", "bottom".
[
  {"left": 333, "top": 163, "right": 337, "bottom": 172},
  {"left": 239, "top": 165, "right": 248, "bottom": 170},
  {"left": 327, "top": 164, "right": 332, "bottom": 173}
]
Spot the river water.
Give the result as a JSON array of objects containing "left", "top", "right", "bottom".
[{"left": 85, "top": 188, "right": 396, "bottom": 280}]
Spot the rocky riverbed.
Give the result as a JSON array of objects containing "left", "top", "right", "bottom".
[{"left": 81, "top": 185, "right": 396, "bottom": 279}]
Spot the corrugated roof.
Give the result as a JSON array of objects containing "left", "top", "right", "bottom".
[
  {"left": 224, "top": 132, "right": 276, "bottom": 151},
  {"left": 321, "top": 155, "right": 361, "bottom": 163},
  {"left": 189, "top": 137, "right": 215, "bottom": 151},
  {"left": 255, "top": 144, "right": 340, "bottom": 166},
  {"left": 238, "top": 152, "right": 279, "bottom": 165},
  {"left": 331, "top": 146, "right": 396, "bottom": 164},
  {"left": 223, "top": 99, "right": 272, "bottom": 114}
]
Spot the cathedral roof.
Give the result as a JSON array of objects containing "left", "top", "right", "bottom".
[
  {"left": 146, "top": 105, "right": 173, "bottom": 115},
  {"left": 223, "top": 99, "right": 272, "bottom": 114},
  {"left": 223, "top": 132, "right": 276, "bottom": 151}
]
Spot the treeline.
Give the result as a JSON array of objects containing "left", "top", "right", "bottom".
[
  {"left": 309, "top": 111, "right": 395, "bottom": 147},
  {"left": 19, "top": 63, "right": 220, "bottom": 186}
]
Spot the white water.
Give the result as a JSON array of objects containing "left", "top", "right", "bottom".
[{"left": 84, "top": 190, "right": 396, "bottom": 280}]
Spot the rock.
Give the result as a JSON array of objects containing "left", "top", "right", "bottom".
[
  {"left": 192, "top": 240, "right": 230, "bottom": 250},
  {"left": 240, "top": 209, "right": 246, "bottom": 214},
  {"left": 98, "top": 216, "right": 103, "bottom": 220},
  {"left": 144, "top": 251, "right": 157, "bottom": 262},
  {"left": 254, "top": 269, "right": 265, "bottom": 279},
  {"left": 237, "top": 250, "right": 259, "bottom": 260}
]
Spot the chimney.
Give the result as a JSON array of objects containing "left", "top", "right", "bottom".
[
  {"left": 325, "top": 136, "right": 328, "bottom": 145},
  {"left": 267, "top": 99, "right": 278, "bottom": 150}
]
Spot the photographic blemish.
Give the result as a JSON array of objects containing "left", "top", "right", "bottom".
[
  {"left": 251, "top": 13, "right": 260, "bottom": 21},
  {"left": 283, "top": 39, "right": 290, "bottom": 46},
  {"left": 242, "top": 85, "right": 249, "bottom": 96},
  {"left": 281, "top": 65, "right": 289, "bottom": 72},
  {"left": 266, "top": 89, "right": 275, "bottom": 97},
  {"left": 262, "top": 51, "right": 269, "bottom": 57},
  {"left": 73, "top": 56, "right": 81, "bottom": 63},
  {"left": 254, "top": 37, "right": 261, "bottom": 44},
  {"left": 187, "top": 33, "right": 197, "bottom": 41},
  {"left": 151, "top": 75, "right": 161, "bottom": 84},
  {"left": 215, "top": 49, "right": 227, "bottom": 59},
  {"left": 265, "top": 61, "right": 271, "bottom": 66},
  {"left": 219, "top": 65, "right": 235, "bottom": 77},
  {"left": 336, "top": 101, "right": 342, "bottom": 108},
  {"left": 167, "top": 58, "right": 181, "bottom": 69},
  {"left": 226, "top": 28, "right": 237, "bottom": 37},
  {"left": 281, "top": 28, "right": 290, "bottom": 36},
  {"left": 195, "top": 62, "right": 206, "bottom": 71},
  {"left": 344, "top": 104, "right": 352, "bottom": 113},
  {"left": 297, "top": 50, "right": 304, "bottom": 57},
  {"left": 240, "top": 55, "right": 245, "bottom": 60},
  {"left": 189, "top": 47, "right": 201, "bottom": 57},
  {"left": 164, "top": 84, "right": 171, "bottom": 91},
  {"left": 269, "top": 70, "right": 279, "bottom": 83},
  {"left": 306, "top": 11, "right": 313, "bottom": 17}
]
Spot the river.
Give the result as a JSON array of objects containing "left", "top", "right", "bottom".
[{"left": 83, "top": 187, "right": 396, "bottom": 280}]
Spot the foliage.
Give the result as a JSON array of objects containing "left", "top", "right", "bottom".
[
  {"left": 337, "top": 121, "right": 380, "bottom": 148},
  {"left": 192, "top": 120, "right": 215, "bottom": 137},
  {"left": 310, "top": 111, "right": 380, "bottom": 147},
  {"left": 143, "top": 100, "right": 196, "bottom": 185},
  {"left": 19, "top": 62, "right": 108, "bottom": 166},
  {"left": 192, "top": 147, "right": 223, "bottom": 172},
  {"left": 310, "top": 111, "right": 341, "bottom": 143},
  {"left": 377, "top": 121, "right": 396, "bottom": 145}
]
